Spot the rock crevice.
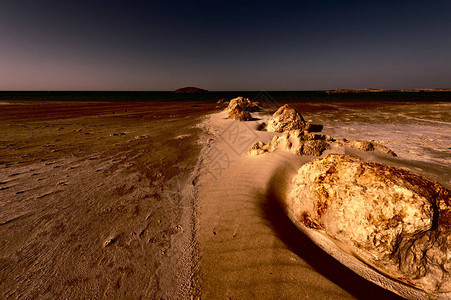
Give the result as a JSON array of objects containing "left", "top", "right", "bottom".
[{"left": 287, "top": 154, "right": 451, "bottom": 294}]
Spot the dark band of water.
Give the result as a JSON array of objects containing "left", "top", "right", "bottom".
[{"left": 1, "top": 91, "right": 451, "bottom": 102}]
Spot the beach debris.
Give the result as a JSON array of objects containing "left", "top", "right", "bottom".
[
  {"left": 287, "top": 154, "right": 451, "bottom": 294},
  {"left": 102, "top": 235, "right": 119, "bottom": 247}
]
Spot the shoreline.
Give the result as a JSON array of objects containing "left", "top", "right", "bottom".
[
  {"left": 194, "top": 110, "right": 402, "bottom": 299},
  {"left": 1, "top": 100, "right": 449, "bottom": 298},
  {"left": 0, "top": 101, "right": 215, "bottom": 298},
  {"left": 194, "top": 101, "right": 450, "bottom": 298}
]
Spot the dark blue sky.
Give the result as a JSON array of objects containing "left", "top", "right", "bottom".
[{"left": 1, "top": 0, "right": 450, "bottom": 90}]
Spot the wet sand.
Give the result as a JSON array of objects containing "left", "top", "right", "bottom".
[{"left": 0, "top": 101, "right": 216, "bottom": 298}]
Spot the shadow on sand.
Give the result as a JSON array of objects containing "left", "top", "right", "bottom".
[{"left": 260, "top": 165, "right": 403, "bottom": 300}]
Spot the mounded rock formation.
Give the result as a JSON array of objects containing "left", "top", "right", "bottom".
[
  {"left": 248, "top": 130, "right": 333, "bottom": 156},
  {"left": 224, "top": 97, "right": 261, "bottom": 121},
  {"left": 248, "top": 130, "right": 396, "bottom": 157},
  {"left": 216, "top": 98, "right": 229, "bottom": 109},
  {"left": 224, "top": 97, "right": 261, "bottom": 112},
  {"left": 336, "top": 138, "right": 397, "bottom": 156},
  {"left": 227, "top": 107, "right": 252, "bottom": 121},
  {"left": 326, "top": 88, "right": 389, "bottom": 93},
  {"left": 267, "top": 104, "right": 310, "bottom": 132},
  {"left": 287, "top": 154, "right": 451, "bottom": 294}
]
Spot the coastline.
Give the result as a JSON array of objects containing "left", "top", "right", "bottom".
[
  {"left": 194, "top": 101, "right": 450, "bottom": 299},
  {"left": 0, "top": 101, "right": 215, "bottom": 298},
  {"left": 1, "top": 100, "right": 449, "bottom": 298},
  {"left": 194, "top": 110, "right": 403, "bottom": 299}
]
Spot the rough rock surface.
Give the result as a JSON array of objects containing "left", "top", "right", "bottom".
[
  {"left": 227, "top": 107, "right": 252, "bottom": 121},
  {"left": 336, "top": 138, "right": 397, "bottom": 156},
  {"left": 224, "top": 97, "right": 261, "bottom": 112},
  {"left": 267, "top": 104, "right": 310, "bottom": 132},
  {"left": 224, "top": 97, "right": 261, "bottom": 121},
  {"left": 248, "top": 130, "right": 333, "bottom": 156},
  {"left": 288, "top": 154, "right": 451, "bottom": 294},
  {"left": 248, "top": 130, "right": 396, "bottom": 157}
]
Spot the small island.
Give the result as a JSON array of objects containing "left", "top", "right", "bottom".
[{"left": 174, "top": 87, "right": 208, "bottom": 93}]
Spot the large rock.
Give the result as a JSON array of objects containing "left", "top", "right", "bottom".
[
  {"left": 224, "top": 97, "right": 261, "bottom": 121},
  {"left": 287, "top": 154, "right": 451, "bottom": 293},
  {"left": 225, "top": 97, "right": 261, "bottom": 112},
  {"left": 227, "top": 107, "right": 252, "bottom": 121},
  {"left": 267, "top": 104, "right": 310, "bottom": 132}
]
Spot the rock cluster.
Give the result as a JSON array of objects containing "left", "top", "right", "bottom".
[
  {"left": 287, "top": 154, "right": 451, "bottom": 293},
  {"left": 248, "top": 130, "right": 396, "bottom": 157},
  {"left": 267, "top": 104, "right": 311, "bottom": 132},
  {"left": 248, "top": 130, "right": 333, "bottom": 156},
  {"left": 224, "top": 97, "right": 261, "bottom": 121}
]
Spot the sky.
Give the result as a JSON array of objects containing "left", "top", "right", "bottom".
[{"left": 0, "top": 0, "right": 450, "bottom": 91}]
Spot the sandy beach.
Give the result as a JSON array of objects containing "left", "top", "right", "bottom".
[
  {"left": 1, "top": 100, "right": 450, "bottom": 299},
  {"left": 0, "top": 101, "right": 216, "bottom": 298}
]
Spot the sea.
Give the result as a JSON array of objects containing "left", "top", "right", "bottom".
[
  {"left": 0, "top": 90, "right": 451, "bottom": 103},
  {"left": 1, "top": 90, "right": 450, "bottom": 187}
]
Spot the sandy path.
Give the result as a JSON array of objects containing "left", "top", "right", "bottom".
[{"left": 196, "top": 112, "right": 401, "bottom": 299}]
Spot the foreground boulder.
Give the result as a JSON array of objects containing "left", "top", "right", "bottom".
[
  {"left": 267, "top": 104, "right": 310, "bottom": 132},
  {"left": 248, "top": 130, "right": 396, "bottom": 157},
  {"left": 287, "top": 154, "right": 451, "bottom": 294}
]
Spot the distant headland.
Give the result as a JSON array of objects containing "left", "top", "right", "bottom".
[
  {"left": 174, "top": 87, "right": 208, "bottom": 93},
  {"left": 327, "top": 88, "right": 451, "bottom": 93}
]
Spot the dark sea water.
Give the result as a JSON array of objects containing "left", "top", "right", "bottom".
[{"left": 1, "top": 91, "right": 451, "bottom": 103}]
